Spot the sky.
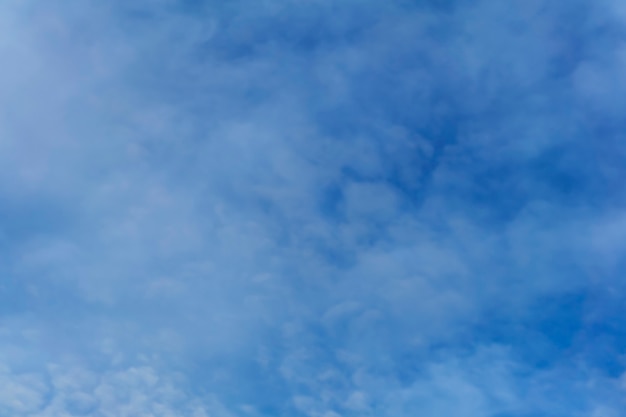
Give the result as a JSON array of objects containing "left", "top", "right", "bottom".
[{"left": 1, "top": 0, "right": 626, "bottom": 416}]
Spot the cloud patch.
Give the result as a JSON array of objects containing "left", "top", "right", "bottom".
[{"left": 1, "top": 0, "right": 626, "bottom": 415}]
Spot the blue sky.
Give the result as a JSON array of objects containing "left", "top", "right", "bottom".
[{"left": 1, "top": 0, "right": 626, "bottom": 416}]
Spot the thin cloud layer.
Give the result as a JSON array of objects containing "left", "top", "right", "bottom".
[{"left": 1, "top": 0, "right": 626, "bottom": 416}]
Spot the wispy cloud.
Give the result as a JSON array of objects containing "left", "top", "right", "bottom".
[{"left": 1, "top": 0, "right": 626, "bottom": 415}]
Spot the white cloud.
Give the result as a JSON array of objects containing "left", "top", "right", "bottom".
[
  {"left": 1, "top": 0, "right": 625, "bottom": 416},
  {"left": 0, "top": 357, "right": 218, "bottom": 417}
]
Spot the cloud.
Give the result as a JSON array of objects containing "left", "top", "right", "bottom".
[
  {"left": 0, "top": 360, "right": 217, "bottom": 417},
  {"left": 1, "top": 0, "right": 626, "bottom": 415}
]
